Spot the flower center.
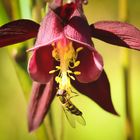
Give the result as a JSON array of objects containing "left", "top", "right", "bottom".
[{"left": 49, "top": 40, "right": 83, "bottom": 94}]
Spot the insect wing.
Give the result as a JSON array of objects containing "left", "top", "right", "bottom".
[
  {"left": 74, "top": 115, "right": 86, "bottom": 126},
  {"left": 62, "top": 106, "right": 76, "bottom": 128}
]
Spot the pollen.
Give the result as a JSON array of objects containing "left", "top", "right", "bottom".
[{"left": 50, "top": 40, "right": 83, "bottom": 93}]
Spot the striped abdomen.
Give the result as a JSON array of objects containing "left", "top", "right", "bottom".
[{"left": 65, "top": 101, "right": 82, "bottom": 116}]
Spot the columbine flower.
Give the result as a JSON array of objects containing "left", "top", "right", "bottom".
[{"left": 0, "top": 0, "right": 140, "bottom": 132}]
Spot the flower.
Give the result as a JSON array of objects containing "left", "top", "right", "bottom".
[{"left": 1, "top": 0, "right": 140, "bottom": 132}]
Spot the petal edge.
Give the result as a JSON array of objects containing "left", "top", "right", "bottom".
[
  {"left": 28, "top": 77, "right": 56, "bottom": 132},
  {"left": 91, "top": 21, "right": 140, "bottom": 50},
  {"left": 0, "top": 19, "right": 39, "bottom": 47},
  {"left": 72, "top": 70, "right": 118, "bottom": 115}
]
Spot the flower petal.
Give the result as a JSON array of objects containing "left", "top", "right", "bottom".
[
  {"left": 74, "top": 45, "right": 103, "bottom": 83},
  {"left": 0, "top": 19, "right": 39, "bottom": 47},
  {"left": 50, "top": 0, "right": 63, "bottom": 7},
  {"left": 91, "top": 21, "right": 140, "bottom": 50},
  {"left": 28, "top": 46, "right": 54, "bottom": 84},
  {"left": 31, "top": 10, "right": 63, "bottom": 50},
  {"left": 28, "top": 77, "right": 56, "bottom": 132},
  {"left": 72, "top": 70, "right": 118, "bottom": 115},
  {"left": 64, "top": 9, "right": 93, "bottom": 49},
  {"left": 52, "top": 2, "right": 76, "bottom": 22}
]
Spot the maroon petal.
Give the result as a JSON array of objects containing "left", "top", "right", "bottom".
[
  {"left": 31, "top": 10, "right": 63, "bottom": 50},
  {"left": 72, "top": 70, "right": 118, "bottom": 115},
  {"left": 64, "top": 9, "right": 93, "bottom": 49},
  {"left": 28, "top": 77, "right": 56, "bottom": 132},
  {"left": 28, "top": 46, "right": 54, "bottom": 84},
  {"left": 74, "top": 45, "right": 103, "bottom": 83},
  {"left": 50, "top": 0, "right": 63, "bottom": 7},
  {"left": 52, "top": 2, "right": 76, "bottom": 21},
  {"left": 0, "top": 19, "right": 39, "bottom": 47},
  {"left": 91, "top": 21, "right": 140, "bottom": 50}
]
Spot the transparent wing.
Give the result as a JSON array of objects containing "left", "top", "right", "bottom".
[
  {"left": 74, "top": 115, "right": 86, "bottom": 126},
  {"left": 62, "top": 105, "right": 76, "bottom": 128}
]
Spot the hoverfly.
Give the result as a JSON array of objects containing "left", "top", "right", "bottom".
[{"left": 56, "top": 89, "right": 86, "bottom": 127}]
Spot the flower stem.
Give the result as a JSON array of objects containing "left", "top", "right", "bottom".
[
  {"left": 45, "top": 116, "right": 56, "bottom": 140},
  {"left": 60, "top": 107, "right": 65, "bottom": 140},
  {"left": 11, "top": 0, "right": 21, "bottom": 19},
  {"left": 118, "top": 0, "right": 134, "bottom": 140},
  {"left": 123, "top": 64, "right": 134, "bottom": 140},
  {"left": 45, "top": 110, "right": 57, "bottom": 140}
]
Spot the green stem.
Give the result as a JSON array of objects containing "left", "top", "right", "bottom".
[
  {"left": 45, "top": 114, "right": 57, "bottom": 140},
  {"left": 123, "top": 64, "right": 133, "bottom": 140},
  {"left": 118, "top": 0, "right": 134, "bottom": 140},
  {"left": 48, "top": 110, "right": 57, "bottom": 140},
  {"left": 60, "top": 107, "right": 64, "bottom": 140},
  {"left": 11, "top": 0, "right": 21, "bottom": 19}
]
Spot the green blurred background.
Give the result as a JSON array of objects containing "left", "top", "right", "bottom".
[{"left": 0, "top": 0, "right": 140, "bottom": 140}]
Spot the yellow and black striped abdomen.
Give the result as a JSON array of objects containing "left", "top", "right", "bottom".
[{"left": 65, "top": 101, "right": 82, "bottom": 116}]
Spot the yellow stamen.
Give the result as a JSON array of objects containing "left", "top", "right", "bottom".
[
  {"left": 50, "top": 40, "right": 83, "bottom": 94},
  {"left": 49, "top": 70, "right": 56, "bottom": 74},
  {"left": 76, "top": 47, "right": 83, "bottom": 53},
  {"left": 74, "top": 61, "right": 80, "bottom": 67},
  {"left": 74, "top": 71, "right": 81, "bottom": 75}
]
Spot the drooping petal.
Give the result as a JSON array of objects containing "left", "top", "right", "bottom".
[
  {"left": 64, "top": 9, "right": 93, "bottom": 50},
  {"left": 74, "top": 45, "right": 103, "bottom": 83},
  {"left": 28, "top": 46, "right": 54, "bottom": 84},
  {"left": 91, "top": 21, "right": 140, "bottom": 50},
  {"left": 28, "top": 77, "right": 57, "bottom": 132},
  {"left": 72, "top": 70, "right": 118, "bottom": 115},
  {"left": 0, "top": 19, "right": 39, "bottom": 47},
  {"left": 31, "top": 9, "right": 63, "bottom": 50}
]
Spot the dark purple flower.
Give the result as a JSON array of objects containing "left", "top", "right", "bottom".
[{"left": 1, "top": 0, "right": 140, "bottom": 132}]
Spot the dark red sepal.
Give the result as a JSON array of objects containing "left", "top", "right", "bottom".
[
  {"left": 0, "top": 19, "right": 39, "bottom": 47},
  {"left": 72, "top": 70, "right": 118, "bottom": 115}
]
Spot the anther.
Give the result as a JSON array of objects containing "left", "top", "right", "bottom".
[
  {"left": 49, "top": 70, "right": 56, "bottom": 74},
  {"left": 75, "top": 47, "right": 83, "bottom": 60},
  {"left": 74, "top": 71, "right": 81, "bottom": 75},
  {"left": 67, "top": 70, "right": 73, "bottom": 73},
  {"left": 74, "top": 61, "right": 80, "bottom": 67},
  {"left": 69, "top": 75, "right": 75, "bottom": 80},
  {"left": 56, "top": 66, "right": 61, "bottom": 69},
  {"left": 76, "top": 47, "right": 83, "bottom": 53},
  {"left": 49, "top": 65, "right": 61, "bottom": 74}
]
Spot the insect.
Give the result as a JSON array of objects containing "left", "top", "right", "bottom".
[{"left": 56, "top": 89, "right": 86, "bottom": 127}]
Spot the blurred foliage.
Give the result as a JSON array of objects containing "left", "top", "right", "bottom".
[{"left": 0, "top": 0, "right": 140, "bottom": 140}]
